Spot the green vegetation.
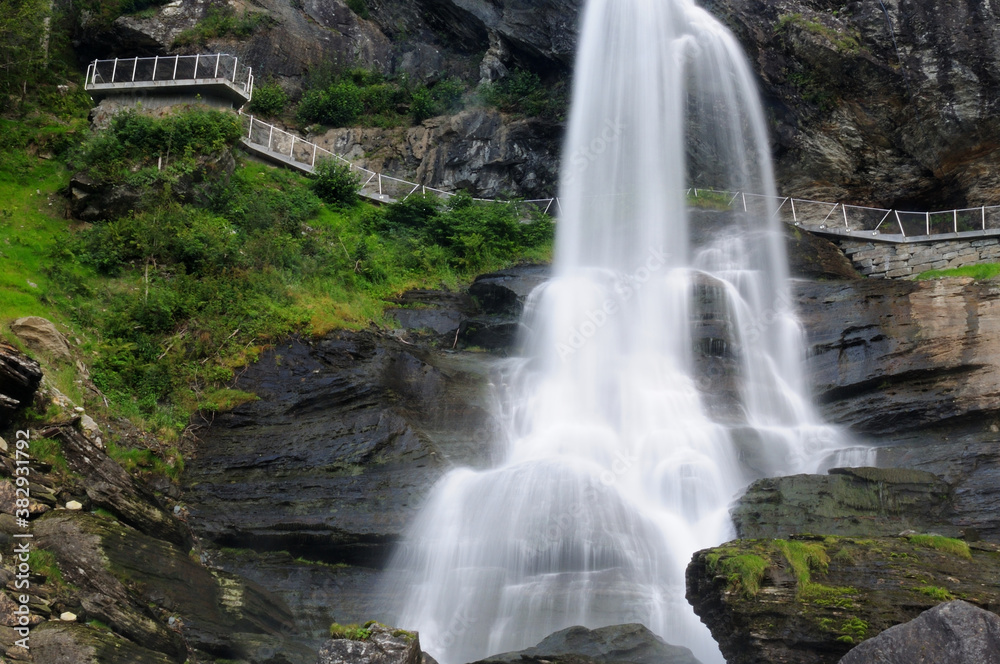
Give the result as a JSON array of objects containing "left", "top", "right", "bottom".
[
  {"left": 330, "top": 622, "right": 373, "bottom": 640},
  {"left": 346, "top": 0, "right": 369, "bottom": 20},
  {"left": 68, "top": 106, "right": 242, "bottom": 186},
  {"left": 312, "top": 159, "right": 360, "bottom": 208},
  {"left": 28, "top": 549, "right": 68, "bottom": 589},
  {"left": 480, "top": 69, "right": 567, "bottom": 121},
  {"left": 906, "top": 534, "right": 972, "bottom": 560},
  {"left": 776, "top": 13, "right": 861, "bottom": 53},
  {"left": 107, "top": 441, "right": 184, "bottom": 480},
  {"left": 3, "top": 97, "right": 553, "bottom": 441},
  {"left": 916, "top": 262, "right": 1000, "bottom": 281},
  {"left": 776, "top": 539, "right": 830, "bottom": 585},
  {"left": 687, "top": 190, "right": 734, "bottom": 210},
  {"left": 918, "top": 585, "right": 955, "bottom": 600},
  {"left": 296, "top": 66, "right": 468, "bottom": 128},
  {"left": 173, "top": 6, "right": 275, "bottom": 47},
  {"left": 707, "top": 551, "right": 768, "bottom": 597},
  {"left": 247, "top": 78, "right": 289, "bottom": 117}
]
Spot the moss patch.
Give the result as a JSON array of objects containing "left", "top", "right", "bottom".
[{"left": 907, "top": 534, "right": 972, "bottom": 560}]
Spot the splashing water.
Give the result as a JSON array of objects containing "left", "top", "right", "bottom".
[{"left": 387, "top": 0, "right": 867, "bottom": 662}]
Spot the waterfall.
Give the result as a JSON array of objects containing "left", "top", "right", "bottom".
[{"left": 386, "top": 0, "right": 863, "bottom": 662}]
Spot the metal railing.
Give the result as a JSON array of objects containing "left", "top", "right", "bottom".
[
  {"left": 687, "top": 188, "right": 1000, "bottom": 241},
  {"left": 85, "top": 54, "right": 254, "bottom": 99},
  {"left": 238, "top": 113, "right": 1000, "bottom": 238},
  {"left": 241, "top": 113, "right": 560, "bottom": 214}
]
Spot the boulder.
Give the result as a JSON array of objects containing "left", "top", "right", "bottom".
[
  {"left": 468, "top": 265, "right": 550, "bottom": 317},
  {"left": 839, "top": 600, "right": 1000, "bottom": 664},
  {"left": 732, "top": 467, "right": 959, "bottom": 540},
  {"left": 10, "top": 317, "right": 71, "bottom": 361},
  {"left": 317, "top": 622, "right": 421, "bottom": 664},
  {"left": 687, "top": 535, "right": 1000, "bottom": 664},
  {"left": 476, "top": 623, "right": 701, "bottom": 664}
]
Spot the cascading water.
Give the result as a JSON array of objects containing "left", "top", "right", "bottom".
[{"left": 386, "top": 0, "right": 868, "bottom": 662}]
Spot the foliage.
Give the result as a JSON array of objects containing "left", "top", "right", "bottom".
[
  {"left": 918, "top": 585, "right": 955, "bottom": 601},
  {"left": 916, "top": 262, "right": 1000, "bottom": 281},
  {"left": 248, "top": 78, "right": 288, "bottom": 117},
  {"left": 775, "top": 539, "right": 830, "bottom": 585},
  {"left": 776, "top": 13, "right": 861, "bottom": 53},
  {"left": 906, "top": 534, "right": 972, "bottom": 560},
  {"left": 69, "top": 107, "right": 242, "bottom": 184},
  {"left": 480, "top": 69, "right": 567, "bottom": 120},
  {"left": 369, "top": 192, "right": 555, "bottom": 272},
  {"left": 687, "top": 190, "right": 734, "bottom": 210},
  {"left": 296, "top": 66, "right": 468, "bottom": 127},
  {"left": 329, "top": 622, "right": 373, "bottom": 640},
  {"left": 345, "top": 0, "right": 369, "bottom": 19},
  {"left": 173, "top": 6, "right": 275, "bottom": 47},
  {"left": 0, "top": 0, "right": 51, "bottom": 94},
  {"left": 28, "top": 549, "right": 69, "bottom": 589},
  {"left": 707, "top": 552, "right": 768, "bottom": 597},
  {"left": 311, "top": 159, "right": 359, "bottom": 208}
]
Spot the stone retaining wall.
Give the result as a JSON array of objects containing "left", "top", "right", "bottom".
[{"left": 835, "top": 237, "right": 1000, "bottom": 278}]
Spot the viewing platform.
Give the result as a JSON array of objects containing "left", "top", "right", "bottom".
[{"left": 85, "top": 54, "right": 254, "bottom": 107}]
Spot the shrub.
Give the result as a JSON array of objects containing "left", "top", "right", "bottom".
[
  {"left": 173, "top": 6, "right": 275, "bottom": 46},
  {"left": 312, "top": 158, "right": 360, "bottom": 207},
  {"left": 296, "top": 81, "right": 363, "bottom": 126},
  {"left": 481, "top": 68, "right": 566, "bottom": 120},
  {"left": 410, "top": 86, "right": 434, "bottom": 123},
  {"left": 248, "top": 79, "right": 288, "bottom": 117},
  {"left": 345, "top": 0, "right": 369, "bottom": 19}
]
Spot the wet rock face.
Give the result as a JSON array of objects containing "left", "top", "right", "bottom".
[
  {"left": 317, "top": 622, "right": 421, "bottom": 664},
  {"left": 795, "top": 276, "right": 1000, "bottom": 437},
  {"left": 703, "top": 0, "right": 1000, "bottom": 207},
  {"left": 182, "top": 332, "right": 498, "bottom": 621}
]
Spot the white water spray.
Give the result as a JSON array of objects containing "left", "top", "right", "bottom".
[{"left": 387, "top": 0, "right": 866, "bottom": 662}]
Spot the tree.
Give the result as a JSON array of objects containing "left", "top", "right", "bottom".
[{"left": 0, "top": 0, "right": 51, "bottom": 94}]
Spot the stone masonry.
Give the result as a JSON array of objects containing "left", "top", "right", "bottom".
[{"left": 834, "top": 237, "right": 1000, "bottom": 278}]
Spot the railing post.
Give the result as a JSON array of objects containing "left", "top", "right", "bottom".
[
  {"left": 984, "top": 206, "right": 987, "bottom": 232},
  {"left": 741, "top": 192, "right": 747, "bottom": 212},
  {"left": 267, "top": 125, "right": 273, "bottom": 151},
  {"left": 311, "top": 145, "right": 317, "bottom": 167},
  {"left": 131, "top": 57, "right": 138, "bottom": 82},
  {"left": 248, "top": 116, "right": 253, "bottom": 138},
  {"left": 214, "top": 53, "right": 221, "bottom": 78},
  {"left": 111, "top": 57, "right": 118, "bottom": 83},
  {"left": 290, "top": 135, "right": 295, "bottom": 157},
  {"left": 843, "top": 204, "right": 849, "bottom": 231},
  {"left": 790, "top": 197, "right": 798, "bottom": 223},
  {"left": 194, "top": 53, "right": 199, "bottom": 78},
  {"left": 954, "top": 209, "right": 958, "bottom": 234},
  {"left": 895, "top": 210, "right": 905, "bottom": 236},
  {"left": 379, "top": 174, "right": 383, "bottom": 196},
  {"left": 232, "top": 57, "right": 238, "bottom": 82},
  {"left": 926, "top": 211, "right": 930, "bottom": 236},
  {"left": 172, "top": 55, "right": 179, "bottom": 80},
  {"left": 152, "top": 55, "right": 158, "bottom": 81}
]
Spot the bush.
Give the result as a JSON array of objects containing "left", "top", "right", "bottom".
[
  {"left": 345, "top": 0, "right": 368, "bottom": 19},
  {"left": 173, "top": 6, "right": 274, "bottom": 46},
  {"left": 296, "top": 81, "right": 363, "bottom": 126},
  {"left": 409, "top": 87, "right": 434, "bottom": 123},
  {"left": 248, "top": 79, "right": 288, "bottom": 117},
  {"left": 311, "top": 159, "right": 359, "bottom": 207},
  {"left": 481, "top": 68, "right": 566, "bottom": 120}
]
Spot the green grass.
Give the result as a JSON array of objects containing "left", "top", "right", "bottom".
[
  {"left": 776, "top": 539, "right": 830, "bottom": 585},
  {"left": 329, "top": 622, "right": 374, "bottom": 640},
  {"left": 106, "top": 441, "right": 184, "bottom": 480},
  {"left": 918, "top": 585, "right": 955, "bottom": 600},
  {"left": 28, "top": 549, "right": 69, "bottom": 590},
  {"left": 915, "top": 263, "right": 1000, "bottom": 281},
  {"left": 906, "top": 534, "right": 972, "bottom": 560},
  {"left": 707, "top": 552, "right": 769, "bottom": 597}
]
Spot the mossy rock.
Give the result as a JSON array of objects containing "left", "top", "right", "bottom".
[{"left": 687, "top": 535, "right": 1000, "bottom": 664}]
